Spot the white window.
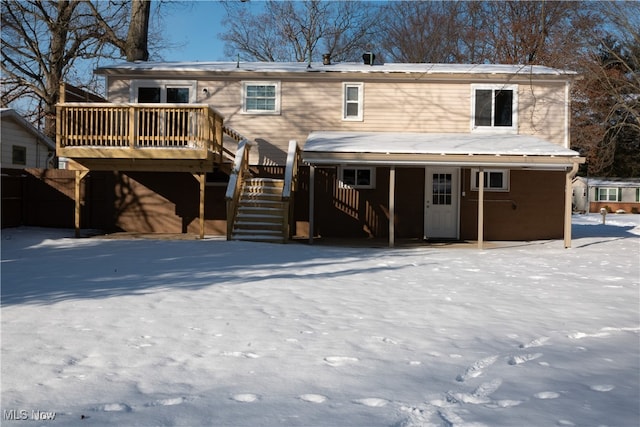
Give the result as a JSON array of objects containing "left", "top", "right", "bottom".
[
  {"left": 131, "top": 80, "right": 196, "bottom": 103},
  {"left": 471, "top": 84, "right": 518, "bottom": 132},
  {"left": 343, "top": 83, "right": 363, "bottom": 121},
  {"left": 597, "top": 188, "right": 620, "bottom": 202},
  {"left": 242, "top": 81, "right": 281, "bottom": 114},
  {"left": 471, "top": 169, "right": 509, "bottom": 191},
  {"left": 339, "top": 166, "right": 375, "bottom": 189}
]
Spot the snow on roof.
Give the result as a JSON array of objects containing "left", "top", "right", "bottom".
[
  {"left": 575, "top": 177, "right": 640, "bottom": 187},
  {"left": 304, "top": 131, "right": 580, "bottom": 157},
  {"left": 95, "top": 61, "right": 577, "bottom": 77}
]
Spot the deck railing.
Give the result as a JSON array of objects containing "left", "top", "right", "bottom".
[
  {"left": 56, "top": 103, "right": 224, "bottom": 159},
  {"left": 225, "top": 139, "right": 255, "bottom": 239},
  {"left": 282, "top": 139, "right": 301, "bottom": 240}
]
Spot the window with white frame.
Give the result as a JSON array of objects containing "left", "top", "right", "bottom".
[
  {"left": 471, "top": 169, "right": 509, "bottom": 191},
  {"left": 242, "top": 81, "right": 280, "bottom": 114},
  {"left": 471, "top": 84, "right": 518, "bottom": 132},
  {"left": 131, "top": 80, "right": 196, "bottom": 103},
  {"left": 343, "top": 82, "right": 363, "bottom": 121},
  {"left": 597, "top": 187, "right": 620, "bottom": 202},
  {"left": 339, "top": 166, "right": 375, "bottom": 189}
]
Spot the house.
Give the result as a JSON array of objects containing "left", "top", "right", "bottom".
[
  {"left": 573, "top": 176, "right": 640, "bottom": 214},
  {"left": 1, "top": 108, "right": 55, "bottom": 169},
  {"left": 57, "top": 59, "right": 585, "bottom": 246}
]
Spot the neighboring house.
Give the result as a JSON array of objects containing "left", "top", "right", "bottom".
[
  {"left": 573, "top": 176, "right": 640, "bottom": 214},
  {"left": 57, "top": 59, "right": 585, "bottom": 246},
  {"left": 1, "top": 108, "right": 55, "bottom": 169}
]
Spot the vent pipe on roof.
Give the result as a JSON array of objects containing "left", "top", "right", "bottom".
[
  {"left": 323, "top": 53, "right": 331, "bottom": 65},
  {"left": 362, "top": 52, "right": 375, "bottom": 65}
]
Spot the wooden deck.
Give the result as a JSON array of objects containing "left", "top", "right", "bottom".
[{"left": 56, "top": 103, "right": 225, "bottom": 172}]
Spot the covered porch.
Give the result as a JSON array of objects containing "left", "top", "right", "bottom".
[{"left": 302, "top": 131, "right": 585, "bottom": 248}]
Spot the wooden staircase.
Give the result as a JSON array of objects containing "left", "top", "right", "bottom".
[{"left": 231, "top": 178, "right": 287, "bottom": 243}]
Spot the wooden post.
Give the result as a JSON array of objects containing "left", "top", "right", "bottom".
[
  {"left": 477, "top": 168, "right": 484, "bottom": 249},
  {"left": 308, "top": 165, "right": 315, "bottom": 244},
  {"left": 389, "top": 166, "right": 395, "bottom": 248},
  {"left": 194, "top": 172, "right": 206, "bottom": 239},
  {"left": 564, "top": 163, "right": 579, "bottom": 248},
  {"left": 74, "top": 170, "right": 89, "bottom": 238},
  {"left": 128, "top": 105, "right": 136, "bottom": 148}
]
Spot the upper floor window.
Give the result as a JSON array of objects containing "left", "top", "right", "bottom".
[
  {"left": 471, "top": 169, "right": 509, "bottom": 192},
  {"left": 12, "top": 145, "right": 26, "bottom": 165},
  {"left": 343, "top": 82, "right": 363, "bottom": 121},
  {"left": 471, "top": 84, "right": 517, "bottom": 132},
  {"left": 597, "top": 187, "right": 620, "bottom": 202},
  {"left": 242, "top": 81, "right": 280, "bottom": 114},
  {"left": 131, "top": 80, "right": 196, "bottom": 103}
]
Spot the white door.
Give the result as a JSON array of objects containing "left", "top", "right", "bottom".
[{"left": 425, "top": 168, "right": 459, "bottom": 239}]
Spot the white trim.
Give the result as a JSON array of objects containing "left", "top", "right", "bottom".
[
  {"left": 471, "top": 169, "right": 510, "bottom": 192},
  {"left": 338, "top": 165, "right": 375, "bottom": 189},
  {"left": 342, "top": 82, "right": 364, "bottom": 121},
  {"left": 130, "top": 80, "right": 197, "bottom": 103},
  {"left": 470, "top": 84, "right": 518, "bottom": 133},
  {"left": 241, "top": 81, "right": 281, "bottom": 115}
]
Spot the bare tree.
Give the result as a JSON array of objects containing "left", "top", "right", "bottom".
[
  {"left": 377, "top": 1, "right": 463, "bottom": 63},
  {"left": 220, "top": 0, "right": 381, "bottom": 62},
  {"left": 572, "top": 2, "right": 640, "bottom": 176},
  {"left": 1, "top": 0, "right": 155, "bottom": 137}
]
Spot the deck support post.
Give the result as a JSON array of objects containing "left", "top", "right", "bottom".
[
  {"left": 477, "top": 168, "right": 484, "bottom": 249},
  {"left": 389, "top": 166, "right": 395, "bottom": 248},
  {"left": 564, "top": 163, "right": 579, "bottom": 248},
  {"left": 74, "top": 170, "right": 89, "bottom": 238},
  {"left": 308, "top": 165, "right": 315, "bottom": 244},
  {"left": 193, "top": 172, "right": 206, "bottom": 239}
]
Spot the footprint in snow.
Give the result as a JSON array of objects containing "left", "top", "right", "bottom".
[
  {"left": 508, "top": 352, "right": 543, "bottom": 365},
  {"left": 299, "top": 394, "right": 327, "bottom": 403},
  {"left": 534, "top": 391, "right": 560, "bottom": 399},
  {"left": 145, "top": 397, "right": 186, "bottom": 407},
  {"left": 324, "top": 356, "right": 359, "bottom": 367},
  {"left": 353, "top": 398, "right": 389, "bottom": 407},
  {"left": 231, "top": 393, "right": 259, "bottom": 403},
  {"left": 100, "top": 403, "right": 132, "bottom": 412},
  {"left": 589, "top": 384, "right": 615, "bottom": 392},
  {"left": 220, "top": 351, "right": 260, "bottom": 359},
  {"left": 456, "top": 355, "right": 498, "bottom": 382},
  {"left": 519, "top": 336, "right": 550, "bottom": 348}
]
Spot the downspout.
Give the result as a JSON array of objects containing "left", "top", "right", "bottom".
[
  {"left": 564, "top": 162, "right": 580, "bottom": 248},
  {"left": 564, "top": 80, "right": 570, "bottom": 149}
]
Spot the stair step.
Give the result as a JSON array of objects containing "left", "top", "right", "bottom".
[
  {"left": 233, "top": 221, "right": 282, "bottom": 231},
  {"left": 236, "top": 213, "right": 282, "bottom": 222}
]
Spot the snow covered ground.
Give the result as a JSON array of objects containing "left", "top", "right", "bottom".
[{"left": 1, "top": 214, "right": 639, "bottom": 427}]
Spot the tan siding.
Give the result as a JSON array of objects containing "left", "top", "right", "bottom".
[
  {"left": 518, "top": 82, "right": 566, "bottom": 145},
  {"left": 1, "top": 118, "right": 49, "bottom": 168},
  {"left": 104, "top": 74, "right": 569, "bottom": 166}
]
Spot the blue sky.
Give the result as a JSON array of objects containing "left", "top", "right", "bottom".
[{"left": 158, "top": 1, "right": 240, "bottom": 62}]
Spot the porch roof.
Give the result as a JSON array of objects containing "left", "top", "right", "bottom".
[{"left": 303, "top": 131, "right": 585, "bottom": 169}]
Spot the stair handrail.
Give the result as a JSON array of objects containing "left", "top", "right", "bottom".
[
  {"left": 282, "top": 139, "right": 301, "bottom": 240},
  {"left": 225, "top": 138, "right": 255, "bottom": 239}
]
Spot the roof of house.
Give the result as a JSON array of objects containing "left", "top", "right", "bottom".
[
  {"left": 0, "top": 108, "right": 55, "bottom": 150},
  {"left": 303, "top": 131, "right": 584, "bottom": 169},
  {"left": 95, "top": 61, "right": 577, "bottom": 78},
  {"left": 573, "top": 176, "right": 640, "bottom": 187}
]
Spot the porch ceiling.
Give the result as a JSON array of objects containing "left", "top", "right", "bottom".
[{"left": 303, "top": 131, "right": 585, "bottom": 169}]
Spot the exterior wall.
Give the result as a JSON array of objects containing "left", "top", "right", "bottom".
[
  {"left": 106, "top": 74, "right": 568, "bottom": 166},
  {"left": 460, "top": 170, "right": 566, "bottom": 240},
  {"left": 1, "top": 117, "right": 52, "bottom": 168},
  {"left": 1, "top": 168, "right": 229, "bottom": 234},
  {"left": 590, "top": 201, "right": 640, "bottom": 214}
]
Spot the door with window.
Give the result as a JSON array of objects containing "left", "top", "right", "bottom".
[
  {"left": 425, "top": 168, "right": 459, "bottom": 239},
  {"left": 133, "top": 81, "right": 195, "bottom": 146}
]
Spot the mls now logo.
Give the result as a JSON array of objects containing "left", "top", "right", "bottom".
[{"left": 3, "top": 409, "right": 56, "bottom": 421}]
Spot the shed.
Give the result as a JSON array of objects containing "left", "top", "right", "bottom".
[{"left": 1, "top": 109, "right": 55, "bottom": 169}]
